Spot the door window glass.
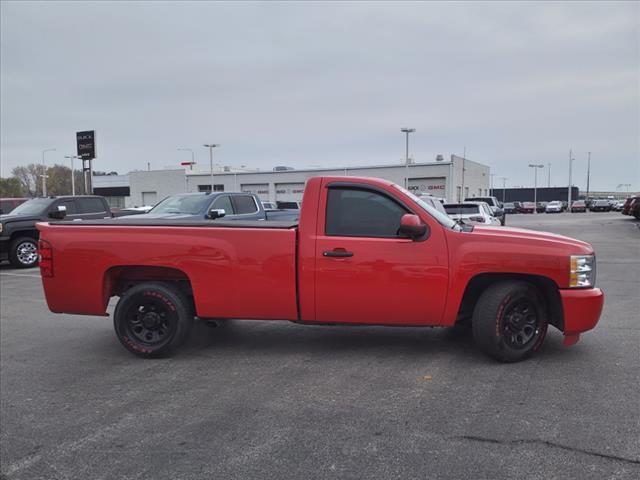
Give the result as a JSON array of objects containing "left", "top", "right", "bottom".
[
  {"left": 325, "top": 188, "right": 408, "bottom": 237},
  {"left": 232, "top": 195, "right": 258, "bottom": 215},
  {"left": 211, "top": 195, "right": 234, "bottom": 215},
  {"left": 56, "top": 200, "right": 77, "bottom": 214},
  {"left": 78, "top": 198, "right": 106, "bottom": 214}
]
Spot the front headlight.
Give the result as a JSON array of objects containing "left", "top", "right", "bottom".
[{"left": 569, "top": 254, "right": 596, "bottom": 288}]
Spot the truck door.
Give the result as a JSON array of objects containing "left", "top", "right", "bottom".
[{"left": 314, "top": 183, "right": 449, "bottom": 326}]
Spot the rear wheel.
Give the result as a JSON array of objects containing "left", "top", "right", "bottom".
[
  {"left": 9, "top": 237, "right": 39, "bottom": 268},
  {"left": 113, "top": 282, "right": 194, "bottom": 358},
  {"left": 472, "top": 281, "right": 548, "bottom": 362}
]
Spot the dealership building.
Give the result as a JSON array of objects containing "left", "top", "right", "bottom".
[{"left": 94, "top": 154, "right": 491, "bottom": 208}]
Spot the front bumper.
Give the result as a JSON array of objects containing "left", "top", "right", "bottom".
[{"left": 559, "top": 288, "right": 604, "bottom": 345}]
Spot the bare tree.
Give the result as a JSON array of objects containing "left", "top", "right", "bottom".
[{"left": 0, "top": 177, "right": 25, "bottom": 197}]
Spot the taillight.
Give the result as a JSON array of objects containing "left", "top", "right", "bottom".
[
  {"left": 470, "top": 216, "right": 485, "bottom": 223},
  {"left": 38, "top": 240, "right": 53, "bottom": 277}
]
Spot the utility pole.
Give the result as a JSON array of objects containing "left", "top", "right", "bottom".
[
  {"left": 568, "top": 149, "right": 575, "bottom": 209},
  {"left": 547, "top": 162, "right": 551, "bottom": 187},
  {"left": 64, "top": 155, "right": 81, "bottom": 196},
  {"left": 501, "top": 177, "right": 508, "bottom": 203},
  {"left": 528, "top": 164, "right": 544, "bottom": 213},
  {"left": 203, "top": 144, "right": 220, "bottom": 193},
  {"left": 41, "top": 148, "right": 56, "bottom": 197},
  {"left": 400, "top": 128, "right": 415, "bottom": 189},
  {"left": 586, "top": 152, "right": 591, "bottom": 202}
]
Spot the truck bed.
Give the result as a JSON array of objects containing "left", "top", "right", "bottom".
[{"left": 37, "top": 221, "right": 299, "bottom": 320}]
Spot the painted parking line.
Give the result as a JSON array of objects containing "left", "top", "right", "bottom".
[{"left": 0, "top": 272, "right": 41, "bottom": 278}]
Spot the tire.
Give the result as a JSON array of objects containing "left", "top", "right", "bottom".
[
  {"left": 472, "top": 281, "right": 548, "bottom": 362},
  {"left": 113, "top": 282, "right": 194, "bottom": 358},
  {"left": 9, "top": 237, "right": 39, "bottom": 268},
  {"left": 500, "top": 216, "right": 506, "bottom": 226}
]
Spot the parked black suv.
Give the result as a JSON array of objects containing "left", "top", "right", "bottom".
[
  {"left": 0, "top": 196, "right": 112, "bottom": 268},
  {"left": 464, "top": 196, "right": 505, "bottom": 225}
]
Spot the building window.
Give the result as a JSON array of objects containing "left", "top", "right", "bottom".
[
  {"left": 104, "top": 196, "right": 125, "bottom": 208},
  {"left": 464, "top": 187, "right": 469, "bottom": 198},
  {"left": 198, "top": 184, "right": 224, "bottom": 192}
]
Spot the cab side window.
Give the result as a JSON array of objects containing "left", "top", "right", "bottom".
[
  {"left": 325, "top": 188, "right": 408, "bottom": 237},
  {"left": 211, "top": 195, "right": 234, "bottom": 215}
]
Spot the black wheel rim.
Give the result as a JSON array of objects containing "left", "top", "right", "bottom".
[
  {"left": 502, "top": 299, "right": 540, "bottom": 349},
  {"left": 123, "top": 297, "right": 177, "bottom": 346}
]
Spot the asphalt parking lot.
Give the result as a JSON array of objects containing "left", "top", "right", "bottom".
[{"left": 1, "top": 212, "right": 639, "bottom": 479}]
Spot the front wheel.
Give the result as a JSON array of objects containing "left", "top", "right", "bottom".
[
  {"left": 9, "top": 237, "right": 39, "bottom": 268},
  {"left": 472, "top": 281, "right": 548, "bottom": 362},
  {"left": 113, "top": 282, "right": 194, "bottom": 358}
]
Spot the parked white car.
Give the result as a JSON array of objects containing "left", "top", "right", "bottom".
[
  {"left": 443, "top": 202, "right": 501, "bottom": 225},
  {"left": 545, "top": 201, "right": 563, "bottom": 213}
]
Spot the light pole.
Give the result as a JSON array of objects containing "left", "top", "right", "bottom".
[
  {"left": 528, "top": 164, "right": 544, "bottom": 213},
  {"left": 547, "top": 162, "right": 551, "bottom": 187},
  {"left": 178, "top": 148, "right": 195, "bottom": 170},
  {"left": 64, "top": 155, "right": 81, "bottom": 196},
  {"left": 400, "top": 128, "right": 415, "bottom": 189},
  {"left": 203, "top": 144, "right": 220, "bottom": 193},
  {"left": 461, "top": 146, "right": 467, "bottom": 201},
  {"left": 585, "top": 152, "right": 591, "bottom": 203},
  {"left": 501, "top": 177, "right": 508, "bottom": 203},
  {"left": 41, "top": 148, "right": 56, "bottom": 197},
  {"left": 490, "top": 173, "right": 497, "bottom": 195},
  {"left": 568, "top": 150, "right": 575, "bottom": 209}
]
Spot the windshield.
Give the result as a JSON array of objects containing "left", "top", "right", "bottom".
[
  {"left": 5, "top": 198, "right": 49, "bottom": 216},
  {"left": 445, "top": 204, "right": 480, "bottom": 215},
  {"left": 392, "top": 185, "right": 458, "bottom": 230},
  {"left": 150, "top": 194, "right": 212, "bottom": 215}
]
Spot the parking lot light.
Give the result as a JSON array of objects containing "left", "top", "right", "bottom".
[
  {"left": 400, "top": 128, "right": 415, "bottom": 189},
  {"left": 528, "top": 164, "right": 544, "bottom": 213},
  {"left": 203, "top": 144, "right": 220, "bottom": 193}
]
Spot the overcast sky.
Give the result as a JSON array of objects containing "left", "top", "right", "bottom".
[{"left": 1, "top": 1, "right": 638, "bottom": 191}]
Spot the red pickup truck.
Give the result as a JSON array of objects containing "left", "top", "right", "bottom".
[{"left": 36, "top": 176, "right": 604, "bottom": 362}]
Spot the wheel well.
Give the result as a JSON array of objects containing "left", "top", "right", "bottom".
[
  {"left": 103, "top": 266, "right": 195, "bottom": 311},
  {"left": 457, "top": 273, "right": 564, "bottom": 331},
  {"left": 10, "top": 230, "right": 39, "bottom": 242}
]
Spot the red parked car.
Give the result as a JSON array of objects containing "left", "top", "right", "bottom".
[
  {"left": 621, "top": 196, "right": 639, "bottom": 216},
  {"left": 629, "top": 198, "right": 640, "bottom": 219},
  {"left": 571, "top": 200, "right": 587, "bottom": 213},
  {"left": 36, "top": 176, "right": 604, "bottom": 362},
  {"left": 520, "top": 202, "right": 536, "bottom": 214},
  {"left": 0, "top": 198, "right": 28, "bottom": 215}
]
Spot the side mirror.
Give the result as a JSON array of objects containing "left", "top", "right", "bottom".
[
  {"left": 49, "top": 205, "right": 67, "bottom": 220},
  {"left": 398, "top": 214, "right": 428, "bottom": 240},
  {"left": 207, "top": 208, "right": 226, "bottom": 219}
]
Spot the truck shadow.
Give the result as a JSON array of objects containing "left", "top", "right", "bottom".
[{"left": 181, "top": 319, "right": 569, "bottom": 364}]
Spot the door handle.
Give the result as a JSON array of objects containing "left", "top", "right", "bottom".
[{"left": 323, "top": 249, "right": 353, "bottom": 258}]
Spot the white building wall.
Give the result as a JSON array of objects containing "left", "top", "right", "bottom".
[
  {"left": 129, "top": 169, "right": 186, "bottom": 207},
  {"left": 184, "top": 161, "right": 471, "bottom": 203},
  {"left": 125, "top": 159, "right": 491, "bottom": 206}
]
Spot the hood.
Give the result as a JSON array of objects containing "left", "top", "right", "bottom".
[
  {"left": 0, "top": 213, "right": 42, "bottom": 223},
  {"left": 470, "top": 225, "right": 592, "bottom": 253}
]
